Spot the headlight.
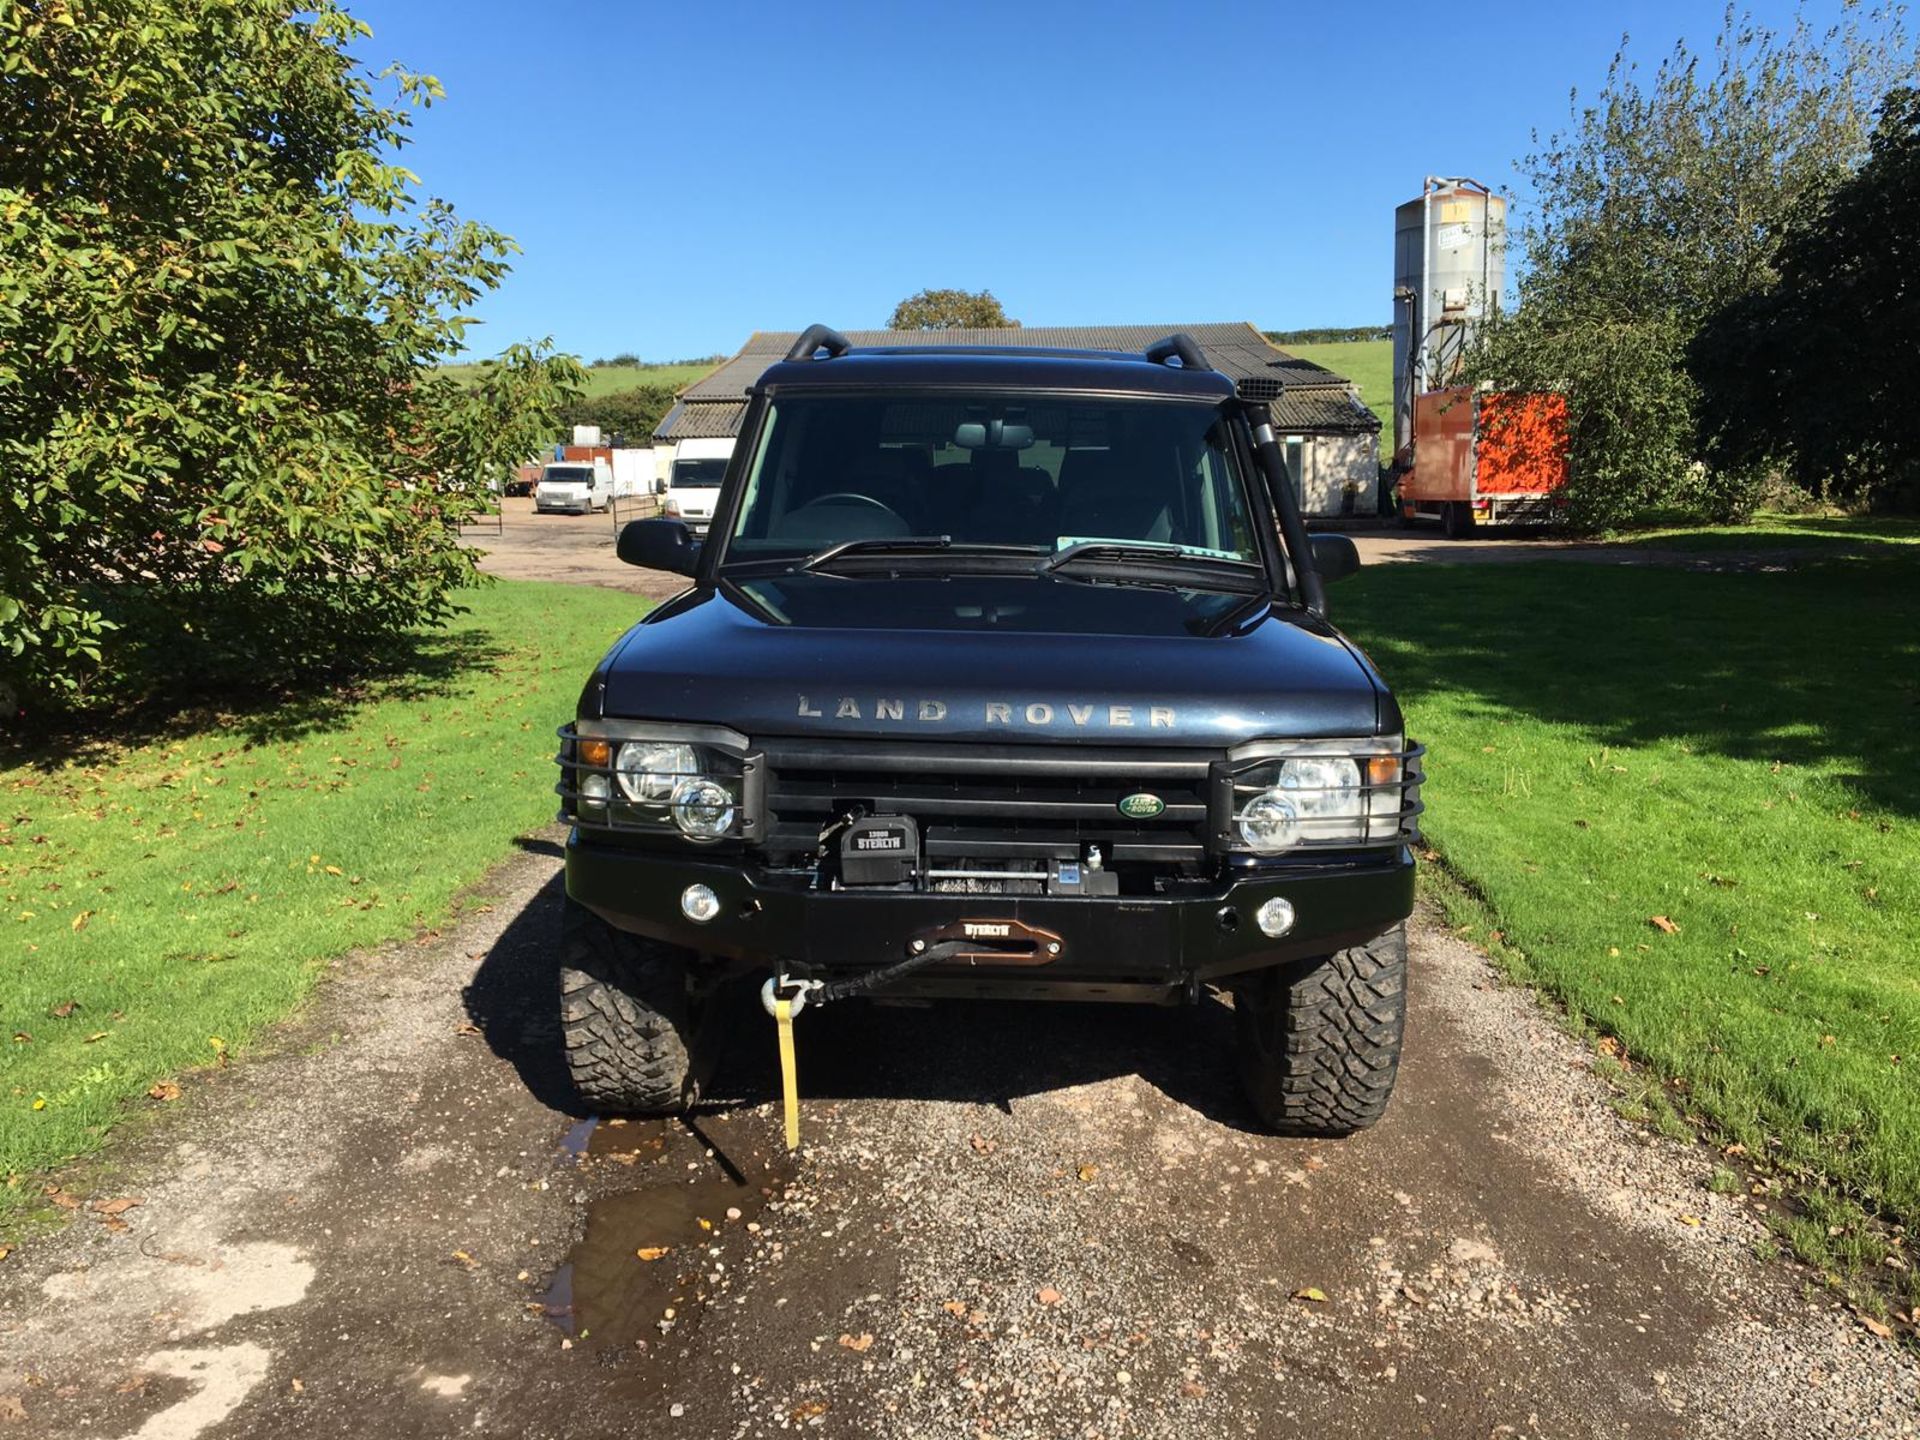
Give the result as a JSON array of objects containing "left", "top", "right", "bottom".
[
  {"left": 558, "top": 722, "right": 758, "bottom": 843},
  {"left": 616, "top": 741, "right": 700, "bottom": 804},
  {"left": 1223, "top": 737, "right": 1413, "bottom": 852},
  {"left": 670, "top": 776, "right": 736, "bottom": 841}
]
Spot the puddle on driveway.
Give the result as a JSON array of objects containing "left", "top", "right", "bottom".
[{"left": 543, "top": 1111, "right": 792, "bottom": 1354}]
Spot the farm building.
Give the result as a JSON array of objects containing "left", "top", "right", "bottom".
[{"left": 653, "top": 323, "right": 1381, "bottom": 518}]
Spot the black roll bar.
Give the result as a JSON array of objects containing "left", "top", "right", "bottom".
[
  {"left": 785, "top": 324, "right": 853, "bottom": 362},
  {"left": 1144, "top": 332, "right": 1209, "bottom": 370}
]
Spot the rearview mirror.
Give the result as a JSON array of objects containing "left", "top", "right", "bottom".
[
  {"left": 1309, "top": 534, "right": 1361, "bottom": 584},
  {"left": 618, "top": 518, "right": 701, "bottom": 576}
]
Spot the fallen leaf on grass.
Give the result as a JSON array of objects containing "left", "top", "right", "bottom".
[
  {"left": 83, "top": 1032, "right": 109, "bottom": 1044},
  {"left": 42, "top": 1186, "right": 79, "bottom": 1210},
  {"left": 90, "top": 1197, "right": 142, "bottom": 1217},
  {"left": 70, "top": 911, "right": 93, "bottom": 932},
  {"left": 635, "top": 1247, "right": 670, "bottom": 1262},
  {"left": 837, "top": 1332, "right": 873, "bottom": 1352},
  {"left": 1292, "top": 1287, "right": 1329, "bottom": 1304},
  {"left": 1860, "top": 1315, "right": 1894, "bottom": 1340},
  {"left": 147, "top": 1081, "right": 180, "bottom": 1102},
  {"left": 49, "top": 1000, "right": 79, "bottom": 1019},
  {"left": 1035, "top": 1287, "right": 1062, "bottom": 1306},
  {"left": 1649, "top": 916, "right": 1679, "bottom": 935},
  {"left": 9, "top": 1033, "right": 27, "bottom": 1045}
]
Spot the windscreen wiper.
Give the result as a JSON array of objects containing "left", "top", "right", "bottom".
[
  {"left": 796, "top": 536, "right": 953, "bottom": 572},
  {"left": 1040, "top": 540, "right": 1262, "bottom": 575}
]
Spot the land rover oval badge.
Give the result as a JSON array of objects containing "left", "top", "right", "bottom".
[{"left": 1117, "top": 792, "right": 1166, "bottom": 820}]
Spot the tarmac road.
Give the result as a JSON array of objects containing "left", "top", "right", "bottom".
[{"left": 3, "top": 846, "right": 1914, "bottom": 1439}]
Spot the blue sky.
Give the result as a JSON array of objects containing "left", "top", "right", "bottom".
[{"left": 346, "top": 0, "right": 1820, "bottom": 360}]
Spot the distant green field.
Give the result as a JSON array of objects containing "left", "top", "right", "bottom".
[
  {"left": 442, "top": 361, "right": 718, "bottom": 399},
  {"left": 1288, "top": 339, "right": 1393, "bottom": 457}
]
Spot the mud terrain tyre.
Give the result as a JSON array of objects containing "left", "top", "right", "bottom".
[
  {"left": 1233, "top": 923, "right": 1407, "bottom": 1137},
  {"left": 560, "top": 897, "right": 705, "bottom": 1114}
]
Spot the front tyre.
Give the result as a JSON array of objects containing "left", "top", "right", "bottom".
[
  {"left": 559, "top": 897, "right": 707, "bottom": 1114},
  {"left": 1233, "top": 923, "right": 1407, "bottom": 1137}
]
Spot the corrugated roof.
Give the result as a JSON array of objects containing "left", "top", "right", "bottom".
[
  {"left": 656, "top": 322, "right": 1373, "bottom": 439},
  {"left": 679, "top": 322, "right": 1344, "bottom": 402},
  {"left": 655, "top": 399, "right": 747, "bottom": 441},
  {"left": 1269, "top": 387, "right": 1381, "bottom": 432}
]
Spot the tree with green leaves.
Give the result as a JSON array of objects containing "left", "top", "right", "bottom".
[
  {"left": 0, "top": 0, "right": 582, "bottom": 709},
  {"left": 1692, "top": 86, "right": 1920, "bottom": 511},
  {"left": 1466, "top": 7, "right": 1911, "bottom": 527},
  {"left": 887, "top": 288, "right": 1020, "bottom": 331},
  {"left": 560, "top": 385, "right": 680, "bottom": 448}
]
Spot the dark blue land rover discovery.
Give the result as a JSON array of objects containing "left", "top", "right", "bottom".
[{"left": 555, "top": 327, "right": 1421, "bottom": 1135}]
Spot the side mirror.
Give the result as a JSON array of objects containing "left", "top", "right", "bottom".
[
  {"left": 618, "top": 518, "right": 701, "bottom": 576},
  {"left": 1309, "top": 534, "right": 1361, "bottom": 584}
]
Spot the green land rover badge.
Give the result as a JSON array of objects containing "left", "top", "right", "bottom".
[{"left": 1117, "top": 792, "right": 1166, "bottom": 820}]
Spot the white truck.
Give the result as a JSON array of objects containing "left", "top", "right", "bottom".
[
  {"left": 661, "top": 437, "right": 733, "bottom": 535},
  {"left": 534, "top": 457, "right": 613, "bottom": 515}
]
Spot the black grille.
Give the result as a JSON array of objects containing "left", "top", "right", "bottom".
[{"left": 758, "top": 738, "right": 1216, "bottom": 868}]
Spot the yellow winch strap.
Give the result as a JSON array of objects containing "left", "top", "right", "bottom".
[{"left": 774, "top": 997, "right": 800, "bottom": 1152}]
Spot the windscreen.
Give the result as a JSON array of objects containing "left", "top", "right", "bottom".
[
  {"left": 671, "top": 458, "right": 728, "bottom": 489},
  {"left": 543, "top": 466, "right": 592, "bottom": 484},
  {"left": 726, "top": 395, "right": 1259, "bottom": 558}
]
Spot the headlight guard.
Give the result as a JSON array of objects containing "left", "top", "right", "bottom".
[
  {"left": 1211, "top": 736, "right": 1424, "bottom": 855},
  {"left": 557, "top": 721, "right": 763, "bottom": 844}
]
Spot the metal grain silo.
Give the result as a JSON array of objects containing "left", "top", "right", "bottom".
[{"left": 1391, "top": 177, "right": 1507, "bottom": 460}]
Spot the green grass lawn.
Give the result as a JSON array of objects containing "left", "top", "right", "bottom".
[
  {"left": 1287, "top": 339, "right": 1393, "bottom": 457},
  {"left": 442, "top": 360, "right": 718, "bottom": 399},
  {"left": 0, "top": 581, "right": 643, "bottom": 1220},
  {"left": 1613, "top": 511, "right": 1920, "bottom": 551},
  {"left": 1339, "top": 551, "right": 1920, "bottom": 1302}
]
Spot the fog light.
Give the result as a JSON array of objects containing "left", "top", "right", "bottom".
[
  {"left": 1255, "top": 896, "right": 1296, "bottom": 938},
  {"left": 680, "top": 883, "right": 720, "bottom": 924}
]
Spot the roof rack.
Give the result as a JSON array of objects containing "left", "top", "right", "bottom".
[
  {"left": 1144, "top": 332, "right": 1210, "bottom": 370},
  {"left": 786, "top": 324, "right": 852, "bottom": 362}
]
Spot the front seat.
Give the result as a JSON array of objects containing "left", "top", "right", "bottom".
[{"left": 1055, "top": 449, "right": 1177, "bottom": 545}]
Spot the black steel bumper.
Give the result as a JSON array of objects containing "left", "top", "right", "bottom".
[{"left": 565, "top": 833, "right": 1414, "bottom": 1001}]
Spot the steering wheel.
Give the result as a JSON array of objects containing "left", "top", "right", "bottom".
[{"left": 796, "top": 492, "right": 907, "bottom": 525}]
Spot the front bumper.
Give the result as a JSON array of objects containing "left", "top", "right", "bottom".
[{"left": 566, "top": 833, "right": 1414, "bottom": 1001}]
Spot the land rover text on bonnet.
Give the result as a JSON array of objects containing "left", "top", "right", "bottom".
[{"left": 555, "top": 327, "right": 1422, "bottom": 1136}]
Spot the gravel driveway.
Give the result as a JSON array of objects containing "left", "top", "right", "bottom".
[{"left": 2, "top": 846, "right": 1913, "bottom": 1439}]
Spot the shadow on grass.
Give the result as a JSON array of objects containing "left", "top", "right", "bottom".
[
  {"left": 0, "top": 626, "right": 507, "bottom": 771},
  {"left": 1340, "top": 550, "right": 1920, "bottom": 819},
  {"left": 461, "top": 871, "right": 1268, "bottom": 1132}
]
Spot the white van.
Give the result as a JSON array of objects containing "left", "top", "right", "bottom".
[
  {"left": 662, "top": 438, "right": 733, "bottom": 535},
  {"left": 534, "top": 458, "right": 613, "bottom": 514}
]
